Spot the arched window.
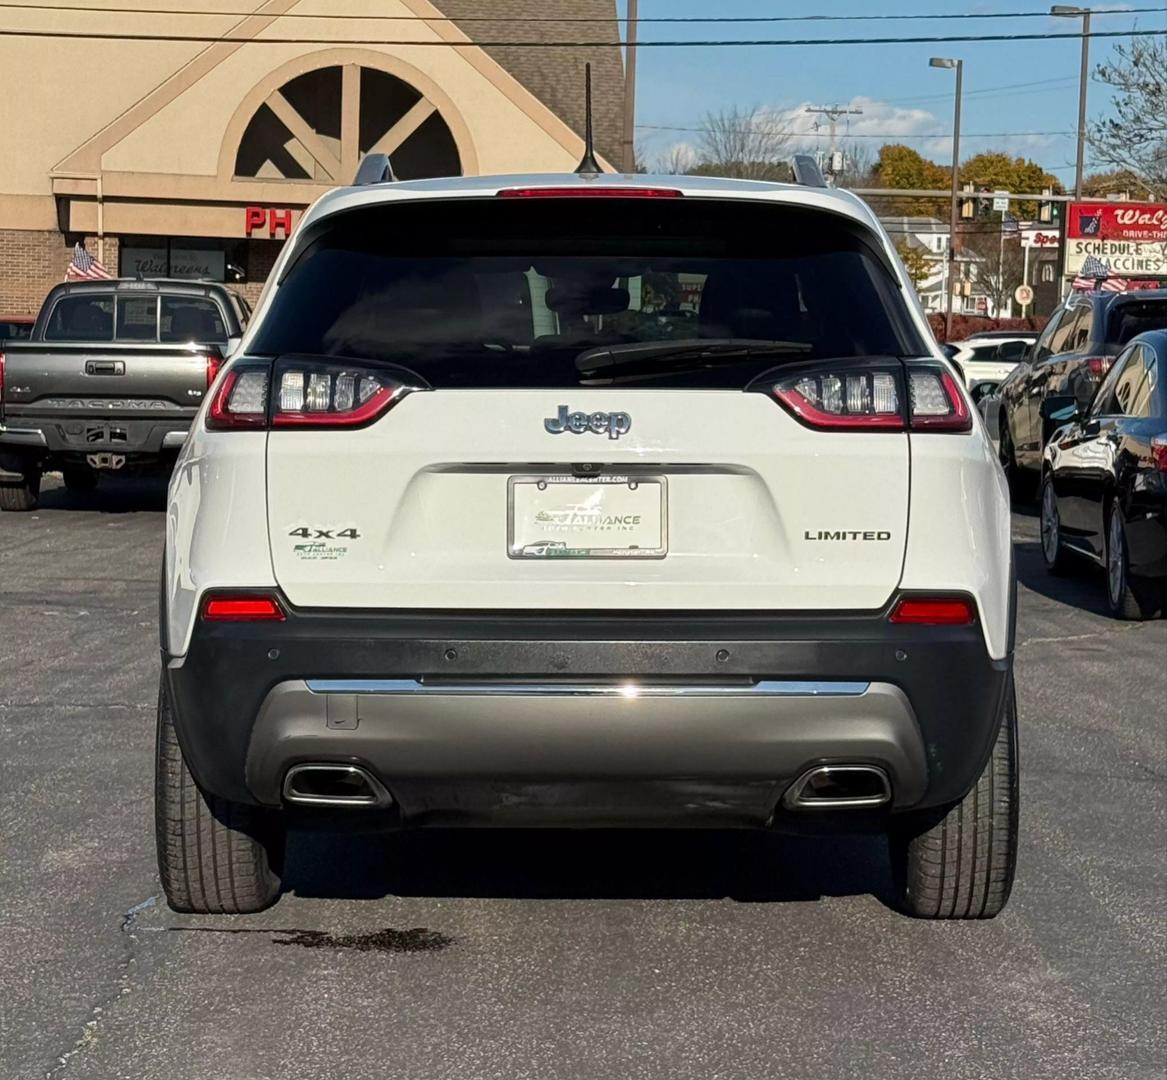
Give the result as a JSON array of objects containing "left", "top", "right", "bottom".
[{"left": 234, "top": 63, "right": 461, "bottom": 182}]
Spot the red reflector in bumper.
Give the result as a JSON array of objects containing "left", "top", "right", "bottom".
[
  {"left": 888, "top": 597, "right": 975, "bottom": 625},
  {"left": 202, "top": 595, "right": 285, "bottom": 621},
  {"left": 497, "top": 186, "right": 682, "bottom": 198}
]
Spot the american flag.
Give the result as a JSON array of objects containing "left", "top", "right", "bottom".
[
  {"left": 65, "top": 241, "right": 112, "bottom": 281},
  {"left": 1071, "top": 254, "right": 1119, "bottom": 292}
]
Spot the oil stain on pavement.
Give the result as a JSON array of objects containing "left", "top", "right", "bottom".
[{"left": 169, "top": 926, "right": 455, "bottom": 953}]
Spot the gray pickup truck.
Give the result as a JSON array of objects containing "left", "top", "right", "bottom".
[{"left": 0, "top": 278, "right": 248, "bottom": 510}]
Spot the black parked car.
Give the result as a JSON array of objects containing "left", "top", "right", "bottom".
[
  {"left": 996, "top": 289, "right": 1167, "bottom": 494},
  {"left": 1039, "top": 330, "right": 1167, "bottom": 619}
]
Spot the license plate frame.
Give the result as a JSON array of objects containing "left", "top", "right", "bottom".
[{"left": 507, "top": 474, "right": 668, "bottom": 559}]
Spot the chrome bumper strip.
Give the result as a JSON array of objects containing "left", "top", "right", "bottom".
[{"left": 305, "top": 679, "right": 871, "bottom": 698}]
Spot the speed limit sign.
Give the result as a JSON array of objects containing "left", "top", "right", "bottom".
[{"left": 1014, "top": 284, "right": 1034, "bottom": 306}]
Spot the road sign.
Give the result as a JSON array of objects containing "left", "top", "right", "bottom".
[
  {"left": 1014, "top": 284, "right": 1034, "bottom": 307},
  {"left": 992, "top": 191, "right": 1009, "bottom": 212}
]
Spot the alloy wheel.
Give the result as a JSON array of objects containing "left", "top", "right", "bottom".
[
  {"left": 1041, "top": 481, "right": 1060, "bottom": 566},
  {"left": 1108, "top": 510, "right": 1125, "bottom": 608}
]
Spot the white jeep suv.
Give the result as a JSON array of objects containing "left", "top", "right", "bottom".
[{"left": 157, "top": 171, "right": 1018, "bottom": 919}]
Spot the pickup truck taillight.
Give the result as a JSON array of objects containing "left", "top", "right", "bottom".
[
  {"left": 1152, "top": 433, "right": 1167, "bottom": 472},
  {"left": 1084, "top": 356, "right": 1114, "bottom": 377},
  {"left": 0, "top": 351, "right": 5, "bottom": 406},
  {"left": 206, "top": 359, "right": 423, "bottom": 431},
  {"left": 206, "top": 354, "right": 224, "bottom": 390},
  {"left": 761, "top": 360, "right": 972, "bottom": 433}
]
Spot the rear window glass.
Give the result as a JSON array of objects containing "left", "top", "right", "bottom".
[
  {"left": 45, "top": 295, "right": 114, "bottom": 341},
  {"left": 161, "top": 296, "right": 228, "bottom": 344},
  {"left": 116, "top": 296, "right": 158, "bottom": 341},
  {"left": 0, "top": 321, "right": 32, "bottom": 341},
  {"left": 1107, "top": 299, "right": 1167, "bottom": 346},
  {"left": 252, "top": 198, "right": 926, "bottom": 389}
]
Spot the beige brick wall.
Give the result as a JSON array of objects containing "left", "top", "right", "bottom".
[{"left": 0, "top": 230, "right": 119, "bottom": 314}]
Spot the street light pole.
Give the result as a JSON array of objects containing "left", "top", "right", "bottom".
[
  {"left": 930, "top": 57, "right": 963, "bottom": 342},
  {"left": 1052, "top": 5, "right": 1091, "bottom": 199}
]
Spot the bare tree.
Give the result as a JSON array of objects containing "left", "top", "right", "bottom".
[
  {"left": 1090, "top": 39, "right": 1167, "bottom": 200},
  {"left": 959, "top": 225, "right": 1026, "bottom": 317},
  {"left": 654, "top": 142, "right": 699, "bottom": 176},
  {"left": 833, "top": 141, "right": 876, "bottom": 189},
  {"left": 694, "top": 106, "right": 793, "bottom": 181}
]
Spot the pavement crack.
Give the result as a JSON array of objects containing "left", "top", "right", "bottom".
[
  {"left": 1018, "top": 622, "right": 1144, "bottom": 649},
  {"left": 43, "top": 895, "right": 158, "bottom": 1079}
]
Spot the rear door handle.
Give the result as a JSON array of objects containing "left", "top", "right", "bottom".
[{"left": 85, "top": 360, "right": 125, "bottom": 376}]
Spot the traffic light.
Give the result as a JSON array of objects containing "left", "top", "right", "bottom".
[
  {"left": 1038, "top": 187, "right": 1054, "bottom": 224},
  {"left": 959, "top": 183, "right": 976, "bottom": 220}
]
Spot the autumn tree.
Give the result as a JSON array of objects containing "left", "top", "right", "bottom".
[
  {"left": 959, "top": 152, "right": 1061, "bottom": 218},
  {"left": 872, "top": 144, "right": 950, "bottom": 216},
  {"left": 894, "top": 239, "right": 932, "bottom": 291}
]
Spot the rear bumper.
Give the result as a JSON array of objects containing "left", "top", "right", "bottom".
[
  {"left": 165, "top": 598, "right": 1013, "bottom": 825},
  {"left": 0, "top": 413, "right": 190, "bottom": 460}
]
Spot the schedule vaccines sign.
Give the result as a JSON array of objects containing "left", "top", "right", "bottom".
[{"left": 1065, "top": 203, "right": 1167, "bottom": 278}]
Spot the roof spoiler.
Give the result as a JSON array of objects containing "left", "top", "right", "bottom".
[
  {"left": 790, "top": 155, "right": 828, "bottom": 189},
  {"left": 353, "top": 153, "right": 397, "bottom": 186}
]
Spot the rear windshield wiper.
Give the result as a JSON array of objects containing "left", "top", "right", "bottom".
[{"left": 575, "top": 338, "right": 813, "bottom": 379}]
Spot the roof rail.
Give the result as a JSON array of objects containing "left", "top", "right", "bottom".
[
  {"left": 353, "top": 153, "right": 397, "bottom": 186},
  {"left": 791, "top": 155, "right": 828, "bottom": 189}
]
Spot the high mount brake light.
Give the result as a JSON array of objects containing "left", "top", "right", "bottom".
[
  {"left": 497, "top": 187, "right": 683, "bottom": 199},
  {"left": 205, "top": 359, "right": 420, "bottom": 431},
  {"left": 201, "top": 594, "right": 285, "bottom": 621},
  {"left": 767, "top": 362, "right": 971, "bottom": 433},
  {"left": 889, "top": 596, "right": 976, "bottom": 625}
]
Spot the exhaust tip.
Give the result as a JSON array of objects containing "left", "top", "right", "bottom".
[
  {"left": 282, "top": 764, "right": 391, "bottom": 808},
  {"left": 782, "top": 765, "right": 891, "bottom": 810}
]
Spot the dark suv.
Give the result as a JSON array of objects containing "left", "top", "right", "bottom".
[{"left": 997, "top": 289, "right": 1167, "bottom": 492}]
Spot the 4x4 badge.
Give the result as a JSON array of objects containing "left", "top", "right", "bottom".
[{"left": 544, "top": 405, "right": 631, "bottom": 440}]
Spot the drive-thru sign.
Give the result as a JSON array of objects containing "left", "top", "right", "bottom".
[{"left": 1065, "top": 203, "right": 1167, "bottom": 279}]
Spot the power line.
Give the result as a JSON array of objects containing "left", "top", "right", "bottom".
[
  {"left": 885, "top": 75, "right": 1079, "bottom": 106},
  {"left": 1, "top": 26, "right": 1164, "bottom": 46},
  {"left": 638, "top": 125, "right": 1074, "bottom": 139},
  {"left": 1, "top": 2, "right": 1162, "bottom": 22}
]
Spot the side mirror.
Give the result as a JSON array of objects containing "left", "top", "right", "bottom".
[
  {"left": 995, "top": 340, "right": 1029, "bottom": 364},
  {"left": 1073, "top": 379, "right": 1096, "bottom": 410}
]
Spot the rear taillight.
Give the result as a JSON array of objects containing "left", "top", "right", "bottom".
[
  {"left": 1152, "top": 433, "right": 1167, "bottom": 472},
  {"left": 763, "top": 361, "right": 971, "bottom": 433},
  {"left": 889, "top": 596, "right": 976, "bottom": 625},
  {"left": 205, "top": 359, "right": 424, "bottom": 431},
  {"left": 205, "top": 353, "right": 224, "bottom": 390},
  {"left": 201, "top": 593, "right": 285, "bottom": 621},
  {"left": 0, "top": 350, "right": 5, "bottom": 406},
  {"left": 1085, "top": 356, "right": 1113, "bottom": 377}
]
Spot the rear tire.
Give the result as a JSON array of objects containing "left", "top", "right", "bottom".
[
  {"left": 0, "top": 469, "right": 40, "bottom": 511},
  {"left": 62, "top": 465, "right": 98, "bottom": 493},
  {"left": 890, "top": 682, "right": 1019, "bottom": 919},
  {"left": 1106, "top": 503, "right": 1162, "bottom": 621},
  {"left": 155, "top": 674, "right": 285, "bottom": 914},
  {"left": 1039, "top": 474, "right": 1074, "bottom": 575}
]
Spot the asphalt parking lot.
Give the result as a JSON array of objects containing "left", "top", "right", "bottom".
[{"left": 1, "top": 475, "right": 1164, "bottom": 1080}]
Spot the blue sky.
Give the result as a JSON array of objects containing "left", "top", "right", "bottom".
[{"left": 617, "top": 1, "right": 1165, "bottom": 180}]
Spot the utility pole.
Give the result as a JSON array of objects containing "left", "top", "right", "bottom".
[
  {"left": 1051, "top": 6, "right": 1091, "bottom": 200},
  {"left": 804, "top": 105, "right": 862, "bottom": 180},
  {"left": 621, "top": 0, "right": 638, "bottom": 174},
  {"left": 930, "top": 57, "right": 963, "bottom": 341}
]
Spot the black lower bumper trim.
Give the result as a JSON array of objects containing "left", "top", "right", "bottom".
[{"left": 165, "top": 600, "right": 1012, "bottom": 819}]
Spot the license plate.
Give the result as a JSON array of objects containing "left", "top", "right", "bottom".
[{"left": 508, "top": 475, "right": 667, "bottom": 559}]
